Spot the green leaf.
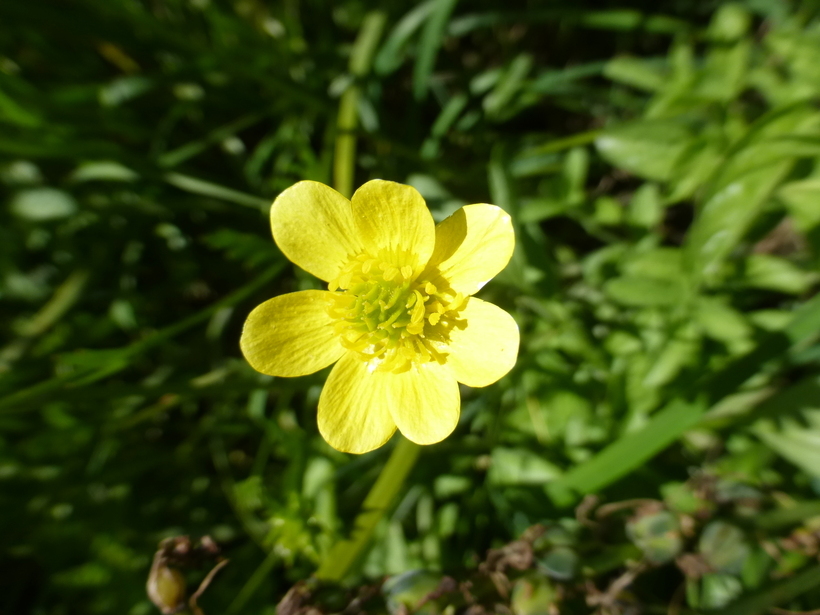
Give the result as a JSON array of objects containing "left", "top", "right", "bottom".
[
  {"left": 488, "top": 447, "right": 563, "bottom": 486},
  {"left": 374, "top": 0, "right": 437, "bottom": 75},
  {"left": 10, "top": 187, "right": 77, "bottom": 220},
  {"left": 627, "top": 182, "right": 662, "bottom": 228},
  {"left": 595, "top": 120, "right": 694, "bottom": 181},
  {"left": 164, "top": 173, "right": 270, "bottom": 210},
  {"left": 741, "top": 254, "right": 818, "bottom": 295},
  {"left": 778, "top": 178, "right": 820, "bottom": 231},
  {"left": 696, "top": 40, "right": 750, "bottom": 102},
  {"left": 413, "top": 0, "right": 459, "bottom": 101},
  {"left": 68, "top": 161, "right": 138, "bottom": 183},
  {"left": 626, "top": 511, "right": 682, "bottom": 563},
  {"left": 483, "top": 53, "right": 534, "bottom": 119},
  {"left": 699, "top": 521, "right": 749, "bottom": 574},
  {"left": 720, "top": 564, "right": 820, "bottom": 615},
  {"left": 695, "top": 296, "right": 753, "bottom": 346},
  {"left": 754, "top": 410, "right": 820, "bottom": 479},
  {"left": 604, "top": 56, "right": 666, "bottom": 92},
  {"left": 0, "top": 88, "right": 42, "bottom": 127},
  {"left": 604, "top": 275, "right": 685, "bottom": 307},
  {"left": 707, "top": 3, "right": 751, "bottom": 42},
  {"left": 546, "top": 399, "right": 707, "bottom": 501},
  {"left": 684, "top": 160, "right": 793, "bottom": 284}
]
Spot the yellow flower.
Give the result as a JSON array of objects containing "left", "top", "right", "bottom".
[{"left": 240, "top": 180, "right": 519, "bottom": 454}]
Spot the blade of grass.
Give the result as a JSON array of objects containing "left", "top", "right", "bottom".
[
  {"left": 334, "top": 11, "right": 387, "bottom": 198},
  {"left": 413, "top": 0, "right": 459, "bottom": 101},
  {"left": 720, "top": 564, "right": 820, "bottom": 615},
  {"left": 164, "top": 172, "right": 271, "bottom": 209},
  {"left": 0, "top": 262, "right": 284, "bottom": 413},
  {"left": 157, "top": 111, "right": 268, "bottom": 168},
  {"left": 374, "top": 0, "right": 437, "bottom": 75},
  {"left": 546, "top": 399, "right": 706, "bottom": 502},
  {"left": 548, "top": 293, "right": 820, "bottom": 504}
]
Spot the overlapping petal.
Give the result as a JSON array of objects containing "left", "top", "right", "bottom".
[
  {"left": 424, "top": 204, "right": 514, "bottom": 296},
  {"left": 382, "top": 363, "right": 461, "bottom": 445},
  {"left": 240, "top": 290, "right": 344, "bottom": 377},
  {"left": 270, "top": 181, "right": 364, "bottom": 282},
  {"left": 438, "top": 297, "right": 519, "bottom": 387},
  {"left": 351, "top": 180, "right": 435, "bottom": 271},
  {"left": 318, "top": 352, "right": 397, "bottom": 454}
]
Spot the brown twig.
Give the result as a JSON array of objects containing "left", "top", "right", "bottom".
[{"left": 189, "top": 558, "right": 230, "bottom": 615}]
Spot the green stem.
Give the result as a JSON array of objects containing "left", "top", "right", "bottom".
[
  {"left": 224, "top": 549, "right": 279, "bottom": 615},
  {"left": 315, "top": 437, "right": 420, "bottom": 582},
  {"left": 333, "top": 11, "right": 386, "bottom": 198},
  {"left": 319, "top": 9, "right": 412, "bottom": 585}
]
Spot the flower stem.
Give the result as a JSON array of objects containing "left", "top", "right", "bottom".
[
  {"left": 318, "top": 9, "right": 402, "bottom": 585},
  {"left": 333, "top": 11, "right": 386, "bottom": 198},
  {"left": 315, "top": 437, "right": 420, "bottom": 582}
]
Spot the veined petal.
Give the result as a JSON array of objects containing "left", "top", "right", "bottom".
[
  {"left": 441, "top": 297, "right": 519, "bottom": 387},
  {"left": 240, "top": 290, "right": 344, "bottom": 377},
  {"left": 425, "top": 204, "right": 514, "bottom": 296},
  {"left": 271, "top": 181, "right": 364, "bottom": 282},
  {"left": 351, "top": 180, "right": 435, "bottom": 271},
  {"left": 318, "top": 352, "right": 397, "bottom": 454},
  {"left": 383, "top": 363, "right": 460, "bottom": 446}
]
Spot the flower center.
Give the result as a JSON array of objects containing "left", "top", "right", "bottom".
[{"left": 327, "top": 250, "right": 465, "bottom": 373}]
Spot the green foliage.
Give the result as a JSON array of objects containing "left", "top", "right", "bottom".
[{"left": 3, "top": 1, "right": 820, "bottom": 614}]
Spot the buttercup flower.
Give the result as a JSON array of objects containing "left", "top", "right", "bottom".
[{"left": 241, "top": 180, "right": 519, "bottom": 454}]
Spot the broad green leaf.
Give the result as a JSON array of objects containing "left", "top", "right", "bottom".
[
  {"left": 699, "top": 573, "right": 744, "bottom": 610},
  {"left": 69, "top": 161, "right": 138, "bottom": 183},
  {"left": 699, "top": 521, "right": 749, "bottom": 574},
  {"left": 741, "top": 254, "right": 818, "bottom": 295},
  {"left": 666, "top": 140, "right": 723, "bottom": 203},
  {"left": 707, "top": 3, "right": 751, "bottom": 42},
  {"left": 595, "top": 120, "right": 694, "bottom": 181},
  {"left": 626, "top": 511, "right": 682, "bottom": 563},
  {"left": 754, "top": 410, "right": 820, "bottom": 479},
  {"left": 643, "top": 337, "right": 699, "bottom": 388},
  {"left": 696, "top": 41, "right": 750, "bottom": 102},
  {"left": 621, "top": 247, "right": 683, "bottom": 279},
  {"left": 604, "top": 275, "right": 685, "bottom": 307},
  {"left": 604, "top": 56, "right": 666, "bottom": 91},
  {"left": 684, "top": 160, "right": 793, "bottom": 284},
  {"left": 511, "top": 573, "right": 556, "bottom": 615},
  {"left": 488, "top": 447, "right": 562, "bottom": 486},
  {"left": 695, "top": 296, "right": 752, "bottom": 347},
  {"left": 778, "top": 178, "right": 820, "bottom": 231},
  {"left": 627, "top": 182, "right": 662, "bottom": 227},
  {"left": 766, "top": 27, "right": 820, "bottom": 97},
  {"left": 10, "top": 187, "right": 77, "bottom": 220}
]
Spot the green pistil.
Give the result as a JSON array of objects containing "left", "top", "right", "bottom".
[{"left": 328, "top": 253, "right": 463, "bottom": 371}]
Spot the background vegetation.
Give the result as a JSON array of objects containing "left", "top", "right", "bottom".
[{"left": 3, "top": 0, "right": 820, "bottom": 613}]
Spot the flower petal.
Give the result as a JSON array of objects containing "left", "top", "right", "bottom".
[
  {"left": 351, "top": 180, "right": 435, "bottom": 270},
  {"left": 271, "top": 181, "right": 364, "bottom": 282},
  {"left": 318, "top": 352, "right": 397, "bottom": 454},
  {"left": 441, "top": 297, "right": 519, "bottom": 387},
  {"left": 383, "top": 363, "right": 460, "bottom": 446},
  {"left": 425, "top": 204, "right": 514, "bottom": 296},
  {"left": 240, "top": 290, "right": 344, "bottom": 377}
]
